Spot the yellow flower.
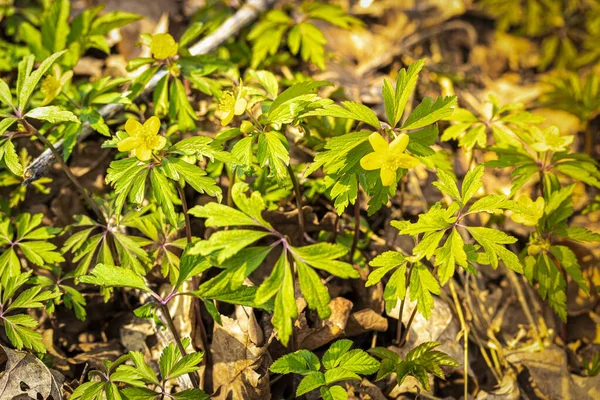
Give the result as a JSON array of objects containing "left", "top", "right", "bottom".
[
  {"left": 40, "top": 64, "right": 73, "bottom": 106},
  {"left": 150, "top": 33, "right": 179, "bottom": 60},
  {"left": 218, "top": 90, "right": 247, "bottom": 126},
  {"left": 360, "top": 132, "right": 419, "bottom": 186},
  {"left": 117, "top": 116, "right": 166, "bottom": 161},
  {"left": 511, "top": 196, "right": 544, "bottom": 226},
  {"left": 530, "top": 126, "right": 573, "bottom": 153}
]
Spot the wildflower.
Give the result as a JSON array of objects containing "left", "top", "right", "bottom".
[
  {"left": 511, "top": 196, "right": 544, "bottom": 226},
  {"left": 360, "top": 132, "right": 419, "bottom": 186},
  {"left": 530, "top": 126, "right": 573, "bottom": 153},
  {"left": 40, "top": 64, "right": 73, "bottom": 106},
  {"left": 218, "top": 90, "right": 247, "bottom": 126},
  {"left": 117, "top": 116, "right": 166, "bottom": 161},
  {"left": 150, "top": 33, "right": 179, "bottom": 60}
]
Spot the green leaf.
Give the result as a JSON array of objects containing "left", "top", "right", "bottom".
[
  {"left": 18, "top": 51, "right": 66, "bottom": 111},
  {"left": 190, "top": 230, "right": 270, "bottom": 263},
  {"left": 461, "top": 165, "right": 485, "bottom": 204},
  {"left": 435, "top": 229, "right": 468, "bottom": 285},
  {"left": 2, "top": 139, "right": 24, "bottom": 176},
  {"left": 367, "top": 251, "right": 406, "bottom": 287},
  {"left": 41, "top": 0, "right": 70, "bottom": 53},
  {"left": 257, "top": 131, "right": 290, "bottom": 181},
  {"left": 0, "top": 78, "right": 13, "bottom": 107},
  {"left": 409, "top": 263, "right": 440, "bottom": 319},
  {"left": 466, "top": 227, "right": 522, "bottom": 272},
  {"left": 297, "top": 372, "right": 326, "bottom": 396},
  {"left": 395, "top": 203, "right": 457, "bottom": 235},
  {"left": 292, "top": 243, "right": 358, "bottom": 279},
  {"left": 433, "top": 169, "right": 460, "bottom": 202},
  {"left": 272, "top": 253, "right": 297, "bottom": 346},
  {"left": 320, "top": 385, "right": 348, "bottom": 400},
  {"left": 401, "top": 96, "right": 456, "bottom": 130},
  {"left": 322, "top": 339, "right": 353, "bottom": 370},
  {"left": 270, "top": 349, "right": 321, "bottom": 375},
  {"left": 550, "top": 245, "right": 589, "bottom": 295},
  {"left": 336, "top": 349, "right": 380, "bottom": 374},
  {"left": 90, "top": 11, "right": 143, "bottom": 36},
  {"left": 467, "top": 194, "right": 512, "bottom": 215},
  {"left": 78, "top": 264, "right": 150, "bottom": 291},
  {"left": 168, "top": 351, "right": 204, "bottom": 379},
  {"left": 305, "top": 102, "right": 381, "bottom": 129},
  {"left": 4, "top": 314, "right": 45, "bottom": 352},
  {"left": 170, "top": 158, "right": 222, "bottom": 200},
  {"left": 25, "top": 106, "right": 79, "bottom": 124},
  {"left": 383, "top": 264, "right": 407, "bottom": 313},
  {"left": 553, "top": 227, "right": 600, "bottom": 243},
  {"left": 151, "top": 168, "right": 178, "bottom": 227},
  {"left": 392, "top": 59, "right": 426, "bottom": 127},
  {"left": 296, "top": 258, "right": 331, "bottom": 319}
]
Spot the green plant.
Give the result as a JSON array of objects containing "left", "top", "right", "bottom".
[{"left": 270, "top": 339, "right": 380, "bottom": 399}]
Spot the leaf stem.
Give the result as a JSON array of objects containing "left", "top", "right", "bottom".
[
  {"left": 176, "top": 182, "right": 192, "bottom": 243},
  {"left": 396, "top": 262, "right": 415, "bottom": 345},
  {"left": 286, "top": 163, "right": 307, "bottom": 244},
  {"left": 449, "top": 280, "right": 469, "bottom": 400}
]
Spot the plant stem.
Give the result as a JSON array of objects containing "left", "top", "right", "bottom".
[
  {"left": 286, "top": 163, "right": 306, "bottom": 243},
  {"left": 399, "top": 306, "right": 418, "bottom": 346},
  {"left": 349, "top": 180, "right": 361, "bottom": 264},
  {"left": 396, "top": 262, "right": 415, "bottom": 344},
  {"left": 22, "top": 120, "right": 106, "bottom": 225},
  {"left": 159, "top": 303, "right": 200, "bottom": 388},
  {"left": 175, "top": 181, "right": 210, "bottom": 377},
  {"left": 176, "top": 182, "right": 192, "bottom": 243}
]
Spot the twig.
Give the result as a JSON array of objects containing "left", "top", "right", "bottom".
[{"left": 24, "top": 0, "right": 277, "bottom": 183}]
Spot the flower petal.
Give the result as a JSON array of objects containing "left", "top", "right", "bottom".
[
  {"left": 153, "top": 135, "right": 167, "bottom": 151},
  {"left": 395, "top": 154, "right": 420, "bottom": 169},
  {"left": 221, "top": 109, "right": 233, "bottom": 126},
  {"left": 389, "top": 133, "right": 409, "bottom": 153},
  {"left": 380, "top": 167, "right": 396, "bottom": 186},
  {"left": 144, "top": 116, "right": 161, "bottom": 136},
  {"left": 360, "top": 152, "right": 383, "bottom": 170},
  {"left": 368, "top": 132, "right": 388, "bottom": 152},
  {"left": 135, "top": 146, "right": 152, "bottom": 161},
  {"left": 117, "top": 137, "right": 140, "bottom": 152},
  {"left": 125, "top": 119, "right": 143, "bottom": 137},
  {"left": 234, "top": 98, "right": 247, "bottom": 116}
]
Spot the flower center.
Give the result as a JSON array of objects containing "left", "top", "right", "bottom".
[{"left": 382, "top": 152, "right": 400, "bottom": 170}]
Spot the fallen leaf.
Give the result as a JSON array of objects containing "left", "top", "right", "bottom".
[{"left": 0, "top": 346, "right": 64, "bottom": 400}]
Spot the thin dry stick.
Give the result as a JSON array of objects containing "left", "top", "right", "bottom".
[
  {"left": 450, "top": 280, "right": 469, "bottom": 400},
  {"left": 506, "top": 269, "right": 542, "bottom": 344},
  {"left": 24, "top": 0, "right": 277, "bottom": 183}
]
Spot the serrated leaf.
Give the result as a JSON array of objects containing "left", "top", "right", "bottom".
[
  {"left": 79, "top": 264, "right": 149, "bottom": 291},
  {"left": 297, "top": 372, "right": 326, "bottom": 396},
  {"left": 322, "top": 339, "right": 353, "bottom": 370},
  {"left": 401, "top": 96, "right": 456, "bottom": 130},
  {"left": 409, "top": 263, "right": 440, "bottom": 319},
  {"left": 25, "top": 106, "right": 79, "bottom": 124},
  {"left": 296, "top": 258, "right": 331, "bottom": 319},
  {"left": 271, "top": 349, "right": 321, "bottom": 375},
  {"left": 461, "top": 165, "right": 485, "bottom": 204}
]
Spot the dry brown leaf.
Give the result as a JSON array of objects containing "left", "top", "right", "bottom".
[
  {"left": 345, "top": 309, "right": 388, "bottom": 337},
  {"left": 296, "top": 297, "right": 353, "bottom": 350},
  {"left": 0, "top": 346, "right": 64, "bottom": 400},
  {"left": 212, "top": 307, "right": 270, "bottom": 400}
]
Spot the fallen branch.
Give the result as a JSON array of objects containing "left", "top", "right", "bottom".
[{"left": 24, "top": 0, "right": 276, "bottom": 183}]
